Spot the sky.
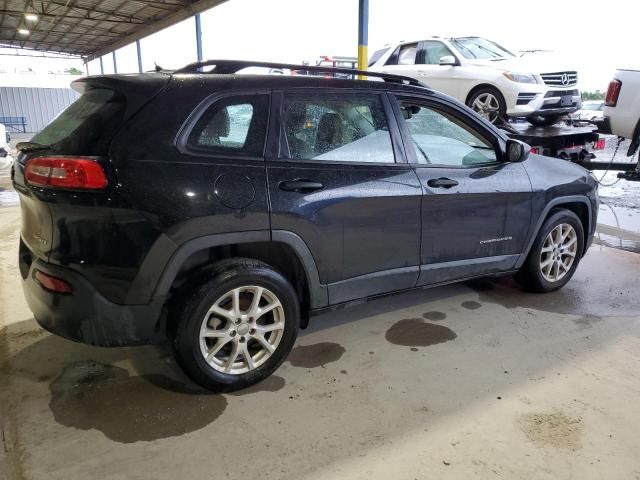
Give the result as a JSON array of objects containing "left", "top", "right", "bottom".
[{"left": 2, "top": 0, "right": 638, "bottom": 91}]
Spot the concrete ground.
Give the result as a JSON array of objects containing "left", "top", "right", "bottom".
[{"left": 2, "top": 158, "right": 640, "bottom": 479}]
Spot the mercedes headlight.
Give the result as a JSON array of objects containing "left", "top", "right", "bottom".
[{"left": 503, "top": 72, "right": 538, "bottom": 84}]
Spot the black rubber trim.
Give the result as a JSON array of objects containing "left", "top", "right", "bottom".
[
  {"left": 152, "top": 231, "right": 271, "bottom": 298},
  {"left": 627, "top": 118, "right": 640, "bottom": 157},
  {"left": 327, "top": 265, "right": 419, "bottom": 304},
  {"left": 23, "top": 257, "right": 164, "bottom": 347},
  {"left": 150, "top": 229, "right": 328, "bottom": 310},
  {"left": 271, "top": 230, "right": 329, "bottom": 309},
  {"left": 515, "top": 196, "right": 592, "bottom": 269}
]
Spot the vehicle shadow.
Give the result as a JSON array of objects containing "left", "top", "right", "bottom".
[{"left": 1, "top": 247, "right": 635, "bottom": 446}]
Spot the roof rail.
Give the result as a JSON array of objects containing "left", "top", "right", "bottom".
[{"left": 173, "top": 59, "right": 428, "bottom": 88}]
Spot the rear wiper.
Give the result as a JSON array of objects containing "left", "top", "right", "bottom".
[{"left": 16, "top": 141, "right": 50, "bottom": 152}]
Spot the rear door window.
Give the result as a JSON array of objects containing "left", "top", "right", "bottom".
[
  {"left": 186, "top": 95, "right": 269, "bottom": 156},
  {"left": 282, "top": 94, "right": 395, "bottom": 164},
  {"left": 31, "top": 88, "right": 125, "bottom": 155}
]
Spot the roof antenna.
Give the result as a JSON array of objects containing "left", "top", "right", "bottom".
[{"left": 154, "top": 63, "right": 163, "bottom": 72}]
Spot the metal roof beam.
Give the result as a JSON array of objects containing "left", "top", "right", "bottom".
[
  {"left": 45, "top": 0, "right": 163, "bottom": 23},
  {"left": 0, "top": 8, "right": 147, "bottom": 24},
  {"left": 85, "top": 0, "right": 230, "bottom": 62}
]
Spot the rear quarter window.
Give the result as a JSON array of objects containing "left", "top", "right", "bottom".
[
  {"left": 185, "top": 94, "right": 269, "bottom": 156},
  {"left": 31, "top": 88, "right": 125, "bottom": 155}
]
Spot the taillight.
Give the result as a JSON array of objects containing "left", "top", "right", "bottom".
[
  {"left": 605, "top": 79, "right": 622, "bottom": 107},
  {"left": 593, "top": 138, "right": 606, "bottom": 150},
  {"left": 25, "top": 157, "right": 108, "bottom": 190},
  {"left": 34, "top": 270, "right": 73, "bottom": 294}
]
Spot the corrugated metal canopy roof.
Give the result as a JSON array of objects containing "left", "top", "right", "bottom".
[{"left": 0, "top": 0, "right": 228, "bottom": 60}]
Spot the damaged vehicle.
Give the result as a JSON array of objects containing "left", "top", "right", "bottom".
[{"left": 13, "top": 60, "right": 598, "bottom": 391}]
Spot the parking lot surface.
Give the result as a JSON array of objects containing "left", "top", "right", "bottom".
[{"left": 2, "top": 165, "right": 640, "bottom": 479}]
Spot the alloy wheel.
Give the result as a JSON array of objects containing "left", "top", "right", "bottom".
[
  {"left": 198, "top": 286, "right": 285, "bottom": 374},
  {"left": 539, "top": 223, "right": 578, "bottom": 282},
  {"left": 471, "top": 93, "right": 501, "bottom": 123}
]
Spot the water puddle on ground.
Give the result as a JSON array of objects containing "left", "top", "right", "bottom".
[
  {"left": 422, "top": 311, "right": 447, "bottom": 321},
  {"left": 49, "top": 361, "right": 227, "bottom": 443},
  {"left": 596, "top": 188, "right": 640, "bottom": 254},
  {"left": 385, "top": 318, "right": 457, "bottom": 347},
  {"left": 287, "top": 342, "right": 345, "bottom": 368},
  {"left": 0, "top": 175, "right": 19, "bottom": 208}
]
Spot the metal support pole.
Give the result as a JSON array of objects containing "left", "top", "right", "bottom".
[
  {"left": 84, "top": 60, "right": 89, "bottom": 76},
  {"left": 357, "top": 0, "right": 369, "bottom": 77},
  {"left": 99, "top": 56, "right": 104, "bottom": 75},
  {"left": 112, "top": 51, "right": 117, "bottom": 74},
  {"left": 195, "top": 13, "right": 203, "bottom": 62},
  {"left": 136, "top": 40, "right": 143, "bottom": 73}
]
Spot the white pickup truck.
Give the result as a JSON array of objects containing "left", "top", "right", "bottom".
[{"left": 603, "top": 68, "right": 640, "bottom": 158}]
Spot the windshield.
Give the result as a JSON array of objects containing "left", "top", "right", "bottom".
[{"left": 450, "top": 37, "right": 515, "bottom": 60}]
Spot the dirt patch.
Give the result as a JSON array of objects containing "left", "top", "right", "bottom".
[
  {"left": 287, "top": 342, "right": 345, "bottom": 368},
  {"left": 461, "top": 301, "right": 482, "bottom": 310},
  {"left": 49, "top": 361, "right": 227, "bottom": 444},
  {"left": 518, "top": 413, "right": 583, "bottom": 450},
  {"left": 422, "top": 311, "right": 447, "bottom": 321},
  {"left": 385, "top": 319, "right": 457, "bottom": 347},
  {"left": 573, "top": 315, "right": 603, "bottom": 328}
]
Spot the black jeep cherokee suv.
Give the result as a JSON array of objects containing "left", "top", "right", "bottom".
[{"left": 13, "top": 60, "right": 598, "bottom": 392}]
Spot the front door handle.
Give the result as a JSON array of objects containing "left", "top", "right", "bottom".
[
  {"left": 427, "top": 177, "right": 459, "bottom": 189},
  {"left": 279, "top": 179, "right": 324, "bottom": 193}
]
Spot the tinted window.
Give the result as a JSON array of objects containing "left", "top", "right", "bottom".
[
  {"left": 422, "top": 41, "right": 455, "bottom": 65},
  {"left": 283, "top": 95, "right": 395, "bottom": 163},
  {"left": 31, "top": 88, "right": 125, "bottom": 155},
  {"left": 187, "top": 95, "right": 269, "bottom": 155},
  {"left": 368, "top": 47, "right": 390, "bottom": 66},
  {"left": 398, "top": 43, "right": 418, "bottom": 65},
  {"left": 399, "top": 102, "right": 497, "bottom": 166}
]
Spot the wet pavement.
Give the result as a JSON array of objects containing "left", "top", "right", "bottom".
[{"left": 1, "top": 140, "right": 640, "bottom": 479}]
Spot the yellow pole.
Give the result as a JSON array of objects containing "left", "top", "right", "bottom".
[{"left": 357, "top": 0, "right": 368, "bottom": 79}]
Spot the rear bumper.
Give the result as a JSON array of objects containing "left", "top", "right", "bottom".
[{"left": 20, "top": 238, "right": 166, "bottom": 347}]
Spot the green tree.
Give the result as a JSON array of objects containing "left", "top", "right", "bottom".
[
  {"left": 582, "top": 90, "right": 605, "bottom": 101},
  {"left": 65, "top": 67, "right": 83, "bottom": 75}
]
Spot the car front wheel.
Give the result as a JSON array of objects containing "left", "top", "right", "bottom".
[
  {"left": 515, "top": 210, "right": 584, "bottom": 293},
  {"left": 173, "top": 258, "right": 300, "bottom": 392},
  {"left": 467, "top": 87, "right": 506, "bottom": 124}
]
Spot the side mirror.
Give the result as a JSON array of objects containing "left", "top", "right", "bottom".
[
  {"left": 439, "top": 55, "right": 457, "bottom": 66},
  {"left": 505, "top": 139, "right": 530, "bottom": 162}
]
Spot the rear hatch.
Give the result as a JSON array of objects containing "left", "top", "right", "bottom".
[{"left": 13, "top": 74, "right": 170, "bottom": 261}]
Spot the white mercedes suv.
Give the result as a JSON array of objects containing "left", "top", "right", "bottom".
[{"left": 369, "top": 36, "right": 581, "bottom": 127}]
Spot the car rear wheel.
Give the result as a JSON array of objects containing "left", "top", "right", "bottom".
[
  {"left": 467, "top": 87, "right": 506, "bottom": 124},
  {"left": 527, "top": 114, "right": 562, "bottom": 127},
  {"left": 173, "top": 258, "right": 299, "bottom": 392},
  {"left": 515, "top": 210, "right": 584, "bottom": 293}
]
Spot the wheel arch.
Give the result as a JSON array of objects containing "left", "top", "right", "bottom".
[
  {"left": 153, "top": 230, "right": 328, "bottom": 316},
  {"left": 465, "top": 83, "right": 505, "bottom": 106},
  {"left": 516, "top": 196, "right": 592, "bottom": 269}
]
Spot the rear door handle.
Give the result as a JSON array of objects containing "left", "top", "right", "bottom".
[
  {"left": 279, "top": 179, "right": 324, "bottom": 193},
  {"left": 427, "top": 177, "right": 459, "bottom": 189}
]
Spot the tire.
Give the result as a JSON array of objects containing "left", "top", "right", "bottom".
[
  {"left": 515, "top": 209, "right": 584, "bottom": 293},
  {"left": 466, "top": 87, "right": 507, "bottom": 124},
  {"left": 173, "top": 258, "right": 300, "bottom": 392},
  {"left": 527, "top": 114, "right": 562, "bottom": 127}
]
